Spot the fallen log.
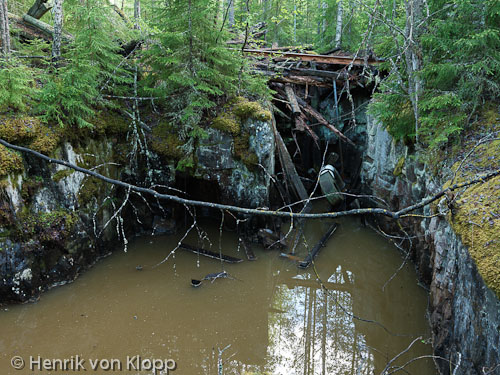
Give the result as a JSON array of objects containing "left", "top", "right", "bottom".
[
  {"left": 179, "top": 242, "right": 243, "bottom": 263},
  {"left": 296, "top": 96, "right": 354, "bottom": 146},
  {"left": 298, "top": 223, "right": 339, "bottom": 269},
  {"left": 27, "top": 0, "right": 52, "bottom": 20},
  {"left": 22, "top": 14, "right": 73, "bottom": 41}
]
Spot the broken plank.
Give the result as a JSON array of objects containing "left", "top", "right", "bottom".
[
  {"left": 285, "top": 84, "right": 301, "bottom": 116},
  {"left": 179, "top": 242, "right": 243, "bottom": 263},
  {"left": 298, "top": 223, "right": 339, "bottom": 269}
]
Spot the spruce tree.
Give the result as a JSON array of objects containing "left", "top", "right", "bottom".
[
  {"left": 141, "top": 0, "right": 248, "bottom": 138},
  {"left": 37, "top": 0, "right": 132, "bottom": 128}
]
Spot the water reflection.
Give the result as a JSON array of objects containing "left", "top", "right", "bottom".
[{"left": 0, "top": 218, "right": 435, "bottom": 375}]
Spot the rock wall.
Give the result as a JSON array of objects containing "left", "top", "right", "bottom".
[
  {"left": 360, "top": 116, "right": 500, "bottom": 375},
  {"left": 0, "top": 115, "right": 275, "bottom": 304}
]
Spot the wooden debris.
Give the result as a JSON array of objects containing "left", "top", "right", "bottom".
[
  {"left": 295, "top": 96, "right": 354, "bottom": 145},
  {"left": 285, "top": 84, "right": 301, "bottom": 116},
  {"left": 179, "top": 242, "right": 243, "bottom": 263},
  {"left": 298, "top": 223, "right": 339, "bottom": 269},
  {"left": 244, "top": 49, "right": 380, "bottom": 66},
  {"left": 241, "top": 241, "right": 257, "bottom": 261}
]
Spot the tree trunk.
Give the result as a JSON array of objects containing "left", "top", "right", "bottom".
[
  {"left": 334, "top": 0, "right": 343, "bottom": 49},
  {"left": 227, "top": 0, "right": 234, "bottom": 27},
  {"left": 134, "top": 0, "right": 141, "bottom": 29},
  {"left": 52, "top": 0, "right": 63, "bottom": 62},
  {"left": 404, "top": 0, "right": 423, "bottom": 143},
  {"left": 0, "top": 0, "right": 10, "bottom": 57}
]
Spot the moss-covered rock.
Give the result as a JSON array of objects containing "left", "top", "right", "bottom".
[
  {"left": 0, "top": 116, "right": 60, "bottom": 155},
  {"left": 92, "top": 111, "right": 130, "bottom": 136},
  {"left": 212, "top": 113, "right": 240, "bottom": 134},
  {"left": 78, "top": 176, "right": 105, "bottom": 206},
  {"left": 444, "top": 138, "right": 500, "bottom": 297},
  {"left": 232, "top": 96, "right": 272, "bottom": 122},
  {"left": 234, "top": 132, "right": 258, "bottom": 170},
  {"left": 0, "top": 145, "right": 23, "bottom": 177},
  {"left": 150, "top": 122, "right": 185, "bottom": 160},
  {"left": 16, "top": 209, "right": 78, "bottom": 245},
  {"left": 52, "top": 169, "right": 75, "bottom": 183},
  {"left": 211, "top": 96, "right": 271, "bottom": 135},
  {"left": 393, "top": 156, "right": 405, "bottom": 176}
]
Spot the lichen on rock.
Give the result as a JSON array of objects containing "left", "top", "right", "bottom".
[{"left": 444, "top": 138, "right": 500, "bottom": 297}]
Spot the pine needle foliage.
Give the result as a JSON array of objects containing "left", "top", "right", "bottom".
[
  {"left": 37, "top": 0, "right": 132, "bottom": 128},
  {"left": 141, "top": 0, "right": 268, "bottom": 141},
  {"left": 0, "top": 58, "right": 37, "bottom": 112}
]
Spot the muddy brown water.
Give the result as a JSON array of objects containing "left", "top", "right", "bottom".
[{"left": 0, "top": 216, "right": 436, "bottom": 375}]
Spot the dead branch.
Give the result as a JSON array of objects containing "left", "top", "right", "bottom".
[{"left": 1, "top": 138, "right": 499, "bottom": 221}]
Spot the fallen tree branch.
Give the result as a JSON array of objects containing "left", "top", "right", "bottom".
[{"left": 1, "top": 138, "right": 499, "bottom": 221}]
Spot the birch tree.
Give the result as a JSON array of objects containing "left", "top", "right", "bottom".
[
  {"left": 0, "top": 0, "right": 10, "bottom": 57},
  {"left": 52, "top": 0, "right": 63, "bottom": 61},
  {"left": 334, "top": 0, "right": 343, "bottom": 49},
  {"left": 134, "top": 0, "right": 141, "bottom": 29},
  {"left": 404, "top": 0, "right": 423, "bottom": 142}
]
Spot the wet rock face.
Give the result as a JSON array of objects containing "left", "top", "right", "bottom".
[
  {"left": 360, "top": 116, "right": 500, "bottom": 375},
  {"left": 0, "top": 138, "right": 175, "bottom": 304},
  {"left": 196, "top": 118, "right": 275, "bottom": 208}
]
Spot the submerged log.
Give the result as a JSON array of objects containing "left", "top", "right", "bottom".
[
  {"left": 179, "top": 242, "right": 243, "bottom": 263},
  {"left": 298, "top": 223, "right": 339, "bottom": 269},
  {"left": 241, "top": 241, "right": 257, "bottom": 261}
]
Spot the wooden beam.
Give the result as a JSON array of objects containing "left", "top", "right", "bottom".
[
  {"left": 284, "top": 84, "right": 301, "bottom": 116},
  {"left": 244, "top": 49, "right": 380, "bottom": 66}
]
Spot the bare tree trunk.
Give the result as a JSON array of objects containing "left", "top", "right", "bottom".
[
  {"left": 334, "top": 0, "right": 343, "bottom": 49},
  {"left": 321, "top": 1, "right": 327, "bottom": 34},
  {"left": 404, "top": 0, "right": 423, "bottom": 143},
  {"left": 0, "top": 0, "right": 9, "bottom": 57},
  {"left": 0, "top": 0, "right": 10, "bottom": 57},
  {"left": 134, "top": 0, "right": 141, "bottom": 29},
  {"left": 227, "top": 0, "right": 234, "bottom": 27},
  {"left": 52, "top": 0, "right": 63, "bottom": 62}
]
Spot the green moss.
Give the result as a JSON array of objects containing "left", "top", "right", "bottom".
[
  {"left": 0, "top": 116, "right": 61, "bottom": 155},
  {"left": 211, "top": 96, "right": 271, "bottom": 136},
  {"left": 444, "top": 139, "right": 500, "bottom": 297},
  {"left": 78, "top": 177, "right": 104, "bottom": 206},
  {"left": 20, "top": 176, "right": 43, "bottom": 203},
  {"left": 16, "top": 209, "right": 78, "bottom": 243},
  {"left": 393, "top": 156, "right": 405, "bottom": 176},
  {"left": 234, "top": 132, "right": 259, "bottom": 170},
  {"left": 151, "top": 122, "right": 185, "bottom": 160},
  {"left": 93, "top": 111, "right": 130, "bottom": 136},
  {"left": 212, "top": 113, "right": 240, "bottom": 134},
  {"left": 0, "top": 145, "right": 23, "bottom": 177},
  {"left": 52, "top": 169, "right": 74, "bottom": 183},
  {"left": 232, "top": 96, "right": 272, "bottom": 122}
]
